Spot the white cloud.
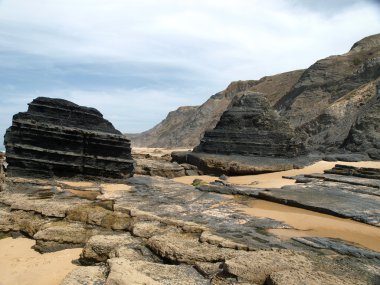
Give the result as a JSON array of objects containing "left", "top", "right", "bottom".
[{"left": 0, "top": 0, "right": 379, "bottom": 147}]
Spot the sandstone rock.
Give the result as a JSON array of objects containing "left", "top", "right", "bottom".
[
  {"left": 33, "top": 222, "right": 105, "bottom": 252},
  {"left": 106, "top": 258, "right": 209, "bottom": 285},
  {"left": 61, "top": 266, "right": 107, "bottom": 285},
  {"left": 0, "top": 191, "right": 89, "bottom": 218},
  {"left": 134, "top": 158, "right": 186, "bottom": 178},
  {"left": 4, "top": 97, "right": 134, "bottom": 179},
  {"left": 80, "top": 233, "right": 138, "bottom": 263},
  {"left": 266, "top": 270, "right": 356, "bottom": 285},
  {"left": 66, "top": 204, "right": 132, "bottom": 230},
  {"left": 194, "top": 92, "right": 305, "bottom": 157},
  {"left": 131, "top": 221, "right": 177, "bottom": 239},
  {"left": 147, "top": 232, "right": 237, "bottom": 264},
  {"left": 223, "top": 249, "right": 312, "bottom": 284},
  {"left": 0, "top": 209, "right": 48, "bottom": 236}
]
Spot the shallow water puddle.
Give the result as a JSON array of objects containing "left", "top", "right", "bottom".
[{"left": 238, "top": 199, "right": 380, "bottom": 252}]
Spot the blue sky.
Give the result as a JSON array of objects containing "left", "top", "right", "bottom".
[{"left": 1, "top": 0, "right": 380, "bottom": 149}]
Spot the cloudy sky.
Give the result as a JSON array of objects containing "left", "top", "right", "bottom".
[{"left": 1, "top": 0, "right": 380, "bottom": 148}]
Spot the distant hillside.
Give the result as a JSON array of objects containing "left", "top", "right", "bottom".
[
  {"left": 128, "top": 70, "right": 304, "bottom": 148},
  {"left": 128, "top": 33, "right": 380, "bottom": 156}
]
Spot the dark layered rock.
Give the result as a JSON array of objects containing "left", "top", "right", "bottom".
[
  {"left": 128, "top": 70, "right": 304, "bottom": 148},
  {"left": 194, "top": 92, "right": 305, "bottom": 157},
  {"left": 343, "top": 83, "right": 380, "bottom": 159},
  {"left": 4, "top": 97, "right": 134, "bottom": 178}
]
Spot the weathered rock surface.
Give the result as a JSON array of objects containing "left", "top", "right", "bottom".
[
  {"left": 4, "top": 97, "right": 134, "bottom": 178},
  {"left": 60, "top": 266, "right": 108, "bottom": 285},
  {"left": 223, "top": 249, "right": 313, "bottom": 284},
  {"left": 293, "top": 237, "right": 380, "bottom": 259},
  {"left": 259, "top": 177, "right": 380, "bottom": 226},
  {"left": 344, "top": 83, "right": 380, "bottom": 159},
  {"left": 277, "top": 34, "right": 380, "bottom": 126},
  {"left": 106, "top": 258, "right": 209, "bottom": 285},
  {"left": 325, "top": 164, "right": 380, "bottom": 179},
  {"left": 2, "top": 166, "right": 380, "bottom": 285},
  {"left": 33, "top": 222, "right": 106, "bottom": 252},
  {"left": 147, "top": 232, "right": 238, "bottom": 264},
  {"left": 80, "top": 233, "right": 139, "bottom": 263},
  {"left": 194, "top": 92, "right": 305, "bottom": 157},
  {"left": 129, "top": 70, "right": 304, "bottom": 148},
  {"left": 266, "top": 270, "right": 353, "bottom": 285},
  {"left": 134, "top": 158, "right": 186, "bottom": 178},
  {"left": 172, "top": 151, "right": 315, "bottom": 176}
]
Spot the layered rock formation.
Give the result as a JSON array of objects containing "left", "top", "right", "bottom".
[
  {"left": 1, "top": 167, "right": 380, "bottom": 284},
  {"left": 129, "top": 70, "right": 304, "bottom": 148},
  {"left": 194, "top": 92, "right": 305, "bottom": 157},
  {"left": 130, "top": 34, "right": 380, "bottom": 158},
  {"left": 343, "top": 83, "right": 380, "bottom": 159},
  {"left": 4, "top": 97, "right": 134, "bottom": 178}
]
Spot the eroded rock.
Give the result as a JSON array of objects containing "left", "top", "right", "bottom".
[
  {"left": 4, "top": 97, "right": 134, "bottom": 179},
  {"left": 106, "top": 258, "right": 209, "bottom": 285},
  {"left": 61, "top": 266, "right": 107, "bottom": 285}
]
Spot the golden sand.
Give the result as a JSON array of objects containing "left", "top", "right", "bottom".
[
  {"left": 0, "top": 237, "right": 81, "bottom": 285},
  {"left": 239, "top": 199, "right": 380, "bottom": 252},
  {"left": 173, "top": 160, "right": 380, "bottom": 188},
  {"left": 100, "top": 183, "right": 132, "bottom": 192},
  {"left": 57, "top": 181, "right": 95, "bottom": 188}
]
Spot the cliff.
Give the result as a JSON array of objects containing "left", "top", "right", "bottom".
[{"left": 129, "top": 70, "right": 304, "bottom": 148}]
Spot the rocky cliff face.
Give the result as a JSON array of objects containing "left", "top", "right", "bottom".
[
  {"left": 344, "top": 83, "right": 380, "bottom": 159},
  {"left": 132, "top": 34, "right": 380, "bottom": 158},
  {"left": 194, "top": 92, "right": 305, "bottom": 157},
  {"left": 4, "top": 97, "right": 134, "bottom": 178},
  {"left": 277, "top": 33, "right": 380, "bottom": 128},
  {"left": 129, "top": 70, "right": 304, "bottom": 148}
]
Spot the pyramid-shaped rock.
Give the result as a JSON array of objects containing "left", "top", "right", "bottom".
[
  {"left": 4, "top": 97, "right": 134, "bottom": 178},
  {"left": 194, "top": 92, "right": 305, "bottom": 157}
]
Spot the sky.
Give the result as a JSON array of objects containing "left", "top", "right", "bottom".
[{"left": 1, "top": 0, "right": 380, "bottom": 149}]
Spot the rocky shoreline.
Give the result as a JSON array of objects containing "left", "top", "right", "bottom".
[{"left": 1, "top": 160, "right": 380, "bottom": 284}]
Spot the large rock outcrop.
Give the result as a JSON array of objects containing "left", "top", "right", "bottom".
[
  {"left": 128, "top": 70, "right": 304, "bottom": 148},
  {"left": 194, "top": 92, "right": 305, "bottom": 157},
  {"left": 4, "top": 97, "right": 134, "bottom": 178},
  {"left": 130, "top": 34, "right": 380, "bottom": 157}
]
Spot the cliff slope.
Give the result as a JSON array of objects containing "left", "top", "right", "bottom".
[{"left": 128, "top": 70, "right": 304, "bottom": 148}]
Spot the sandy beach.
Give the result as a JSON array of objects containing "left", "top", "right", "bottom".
[
  {"left": 173, "top": 160, "right": 380, "bottom": 188},
  {"left": 0, "top": 237, "right": 81, "bottom": 285}
]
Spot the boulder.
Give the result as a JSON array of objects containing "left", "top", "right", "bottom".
[
  {"left": 80, "top": 233, "right": 139, "bottom": 263},
  {"left": 4, "top": 97, "right": 134, "bottom": 179}
]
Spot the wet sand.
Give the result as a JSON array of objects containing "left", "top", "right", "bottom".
[
  {"left": 173, "top": 160, "right": 380, "bottom": 252},
  {"left": 239, "top": 199, "right": 380, "bottom": 252},
  {"left": 0, "top": 237, "right": 81, "bottom": 285},
  {"left": 173, "top": 160, "right": 380, "bottom": 188}
]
